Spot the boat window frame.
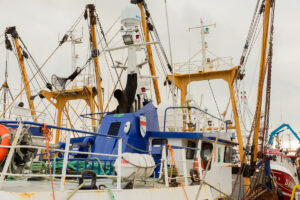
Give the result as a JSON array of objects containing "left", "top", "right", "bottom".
[
  {"left": 223, "top": 146, "right": 233, "bottom": 163},
  {"left": 201, "top": 142, "right": 213, "bottom": 170},
  {"left": 186, "top": 140, "right": 197, "bottom": 160}
]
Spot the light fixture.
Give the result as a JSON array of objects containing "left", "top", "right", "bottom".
[{"left": 122, "top": 34, "right": 134, "bottom": 45}]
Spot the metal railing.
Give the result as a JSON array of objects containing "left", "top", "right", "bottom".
[
  {"left": 0, "top": 120, "right": 123, "bottom": 191},
  {"left": 159, "top": 144, "right": 202, "bottom": 187},
  {"left": 80, "top": 112, "right": 110, "bottom": 121},
  {"left": 174, "top": 56, "right": 233, "bottom": 74},
  {"left": 163, "top": 106, "right": 222, "bottom": 132},
  {"left": 0, "top": 103, "right": 46, "bottom": 122},
  {"left": 0, "top": 120, "right": 221, "bottom": 194}
]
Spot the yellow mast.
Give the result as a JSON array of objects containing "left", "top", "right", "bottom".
[
  {"left": 37, "top": 4, "right": 103, "bottom": 143},
  {"left": 40, "top": 87, "right": 97, "bottom": 143},
  {"left": 251, "top": 0, "right": 271, "bottom": 164},
  {"left": 87, "top": 4, "right": 103, "bottom": 113},
  {"left": 167, "top": 66, "right": 250, "bottom": 189},
  {"left": 167, "top": 67, "right": 245, "bottom": 161},
  {"left": 6, "top": 27, "right": 37, "bottom": 122},
  {"left": 137, "top": 3, "right": 161, "bottom": 105}
]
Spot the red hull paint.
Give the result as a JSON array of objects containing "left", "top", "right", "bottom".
[{"left": 271, "top": 169, "right": 295, "bottom": 200}]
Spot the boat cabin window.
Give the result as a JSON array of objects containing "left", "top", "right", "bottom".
[
  {"left": 224, "top": 146, "right": 233, "bottom": 163},
  {"left": 201, "top": 142, "right": 213, "bottom": 170},
  {"left": 108, "top": 122, "right": 121, "bottom": 136},
  {"left": 152, "top": 139, "right": 168, "bottom": 145},
  {"left": 186, "top": 141, "right": 197, "bottom": 160}
]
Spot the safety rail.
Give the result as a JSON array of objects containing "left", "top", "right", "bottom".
[
  {"left": 163, "top": 106, "right": 222, "bottom": 132},
  {"left": 159, "top": 144, "right": 202, "bottom": 187},
  {"left": 80, "top": 112, "right": 111, "bottom": 121},
  {"left": 174, "top": 56, "right": 233, "bottom": 74},
  {"left": 0, "top": 120, "right": 218, "bottom": 194},
  {"left": 0, "top": 103, "right": 46, "bottom": 122},
  {"left": 0, "top": 120, "right": 123, "bottom": 191}
]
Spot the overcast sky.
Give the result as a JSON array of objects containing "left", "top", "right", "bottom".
[{"left": 0, "top": 0, "right": 300, "bottom": 145}]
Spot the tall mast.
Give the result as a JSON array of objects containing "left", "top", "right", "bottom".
[
  {"left": 251, "top": 0, "right": 271, "bottom": 165},
  {"left": 86, "top": 4, "right": 103, "bottom": 114},
  {"left": 200, "top": 19, "right": 207, "bottom": 71},
  {"left": 188, "top": 20, "right": 216, "bottom": 72},
  {"left": 137, "top": 2, "right": 161, "bottom": 105},
  {"left": 5, "top": 27, "right": 37, "bottom": 122},
  {"left": 68, "top": 31, "right": 82, "bottom": 88},
  {"left": 0, "top": 53, "right": 13, "bottom": 118}
]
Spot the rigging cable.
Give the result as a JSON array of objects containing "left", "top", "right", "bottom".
[
  {"left": 207, "top": 80, "right": 221, "bottom": 119},
  {"left": 0, "top": 34, "right": 68, "bottom": 118},
  {"left": 95, "top": 22, "right": 117, "bottom": 87},
  {"left": 104, "top": 57, "right": 128, "bottom": 112},
  {"left": 195, "top": 96, "right": 231, "bottom": 199},
  {"left": 97, "top": 16, "right": 120, "bottom": 48},
  {"left": 18, "top": 37, "right": 51, "bottom": 89},
  {"left": 145, "top": 2, "right": 172, "bottom": 73},
  {"left": 150, "top": 32, "right": 168, "bottom": 77},
  {"left": 232, "top": 0, "right": 276, "bottom": 195},
  {"left": 240, "top": 0, "right": 262, "bottom": 67},
  {"left": 261, "top": 0, "right": 275, "bottom": 152},
  {"left": 95, "top": 11, "right": 124, "bottom": 90}
]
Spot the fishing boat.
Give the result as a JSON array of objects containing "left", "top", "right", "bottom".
[
  {"left": 266, "top": 124, "right": 300, "bottom": 199},
  {"left": 0, "top": 1, "right": 243, "bottom": 200},
  {"left": 0, "top": 0, "right": 298, "bottom": 200}
]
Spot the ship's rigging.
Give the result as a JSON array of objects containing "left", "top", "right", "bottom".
[
  {"left": 231, "top": 0, "right": 278, "bottom": 199},
  {"left": 0, "top": 2, "right": 175, "bottom": 143}
]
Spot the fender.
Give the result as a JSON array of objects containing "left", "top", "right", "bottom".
[{"left": 0, "top": 125, "right": 10, "bottom": 162}]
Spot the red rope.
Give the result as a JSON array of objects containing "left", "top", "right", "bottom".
[{"left": 42, "top": 123, "right": 56, "bottom": 200}]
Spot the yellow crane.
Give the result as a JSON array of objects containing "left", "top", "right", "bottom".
[
  {"left": 251, "top": 0, "right": 272, "bottom": 166},
  {"left": 41, "top": 4, "right": 104, "bottom": 143},
  {"left": 5, "top": 27, "right": 37, "bottom": 122},
  {"left": 86, "top": 4, "right": 104, "bottom": 114},
  {"left": 137, "top": 2, "right": 161, "bottom": 105},
  {"left": 167, "top": 66, "right": 247, "bottom": 165}
]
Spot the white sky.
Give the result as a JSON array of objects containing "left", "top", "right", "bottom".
[{"left": 0, "top": 0, "right": 300, "bottom": 147}]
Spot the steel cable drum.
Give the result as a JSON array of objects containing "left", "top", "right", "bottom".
[
  {"left": 114, "top": 153, "right": 155, "bottom": 179},
  {"left": 0, "top": 125, "right": 10, "bottom": 162}
]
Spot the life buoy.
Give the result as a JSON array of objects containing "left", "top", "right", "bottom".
[{"left": 0, "top": 125, "right": 10, "bottom": 162}]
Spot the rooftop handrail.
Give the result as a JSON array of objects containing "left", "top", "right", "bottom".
[
  {"left": 80, "top": 112, "right": 111, "bottom": 121},
  {"left": 163, "top": 106, "right": 222, "bottom": 132},
  {"left": 0, "top": 120, "right": 120, "bottom": 139},
  {"left": 0, "top": 103, "right": 46, "bottom": 121}
]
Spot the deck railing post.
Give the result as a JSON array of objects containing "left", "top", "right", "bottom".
[
  {"left": 197, "top": 141, "right": 203, "bottom": 179},
  {"left": 117, "top": 138, "right": 122, "bottom": 190},
  {"left": 60, "top": 131, "right": 71, "bottom": 191},
  {"left": 181, "top": 148, "right": 188, "bottom": 186},
  {"left": 0, "top": 122, "right": 23, "bottom": 189},
  {"left": 162, "top": 145, "right": 169, "bottom": 187}
]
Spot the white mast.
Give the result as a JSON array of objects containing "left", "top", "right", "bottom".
[
  {"left": 68, "top": 30, "right": 82, "bottom": 88},
  {"left": 189, "top": 19, "right": 216, "bottom": 72}
]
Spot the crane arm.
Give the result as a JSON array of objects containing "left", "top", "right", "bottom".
[
  {"left": 268, "top": 123, "right": 300, "bottom": 145},
  {"left": 5, "top": 27, "right": 37, "bottom": 122}
]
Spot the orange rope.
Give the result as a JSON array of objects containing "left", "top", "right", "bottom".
[
  {"left": 42, "top": 123, "right": 56, "bottom": 200},
  {"left": 167, "top": 144, "right": 189, "bottom": 200}
]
